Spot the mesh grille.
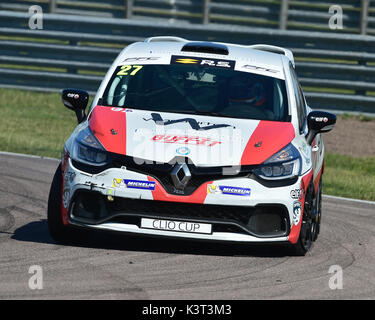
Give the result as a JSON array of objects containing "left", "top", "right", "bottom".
[{"left": 108, "top": 197, "right": 253, "bottom": 226}]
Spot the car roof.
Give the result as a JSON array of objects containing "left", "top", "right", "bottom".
[{"left": 118, "top": 38, "right": 292, "bottom": 76}]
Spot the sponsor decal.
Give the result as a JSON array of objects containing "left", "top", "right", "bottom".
[
  {"left": 64, "top": 171, "right": 76, "bottom": 183},
  {"left": 113, "top": 178, "right": 125, "bottom": 188},
  {"left": 176, "top": 147, "right": 191, "bottom": 156},
  {"left": 293, "top": 201, "right": 302, "bottom": 226},
  {"left": 110, "top": 128, "right": 118, "bottom": 135},
  {"left": 152, "top": 134, "right": 221, "bottom": 147},
  {"left": 171, "top": 55, "right": 236, "bottom": 69},
  {"left": 62, "top": 188, "right": 70, "bottom": 209},
  {"left": 113, "top": 178, "right": 155, "bottom": 191},
  {"left": 67, "top": 93, "right": 79, "bottom": 99},
  {"left": 106, "top": 188, "right": 115, "bottom": 196},
  {"left": 173, "top": 58, "right": 199, "bottom": 64},
  {"left": 122, "top": 57, "right": 160, "bottom": 62},
  {"left": 312, "top": 116, "right": 328, "bottom": 123},
  {"left": 242, "top": 64, "right": 279, "bottom": 74},
  {"left": 290, "top": 188, "right": 304, "bottom": 200},
  {"left": 62, "top": 171, "right": 76, "bottom": 209},
  {"left": 143, "top": 112, "right": 234, "bottom": 131},
  {"left": 106, "top": 188, "right": 115, "bottom": 201},
  {"left": 207, "top": 184, "right": 251, "bottom": 196},
  {"left": 110, "top": 107, "right": 133, "bottom": 113}
]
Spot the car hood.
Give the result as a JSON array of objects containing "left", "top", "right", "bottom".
[{"left": 88, "top": 106, "right": 295, "bottom": 166}]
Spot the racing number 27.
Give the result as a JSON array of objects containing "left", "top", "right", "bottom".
[{"left": 117, "top": 65, "right": 143, "bottom": 76}]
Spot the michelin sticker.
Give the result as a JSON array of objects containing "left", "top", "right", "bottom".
[
  {"left": 207, "top": 184, "right": 251, "bottom": 196},
  {"left": 113, "top": 179, "right": 155, "bottom": 191}
]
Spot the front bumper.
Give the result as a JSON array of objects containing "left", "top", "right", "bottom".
[{"left": 62, "top": 158, "right": 305, "bottom": 243}]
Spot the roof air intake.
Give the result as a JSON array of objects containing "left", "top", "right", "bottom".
[{"left": 181, "top": 42, "right": 229, "bottom": 55}]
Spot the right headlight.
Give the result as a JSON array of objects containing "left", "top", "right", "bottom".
[
  {"left": 253, "top": 143, "right": 301, "bottom": 180},
  {"left": 71, "top": 126, "right": 110, "bottom": 166}
]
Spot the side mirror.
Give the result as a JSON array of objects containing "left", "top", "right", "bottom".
[
  {"left": 62, "top": 89, "right": 89, "bottom": 123},
  {"left": 306, "top": 111, "right": 336, "bottom": 145}
]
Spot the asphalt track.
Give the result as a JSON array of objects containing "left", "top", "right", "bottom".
[{"left": 0, "top": 153, "right": 375, "bottom": 300}]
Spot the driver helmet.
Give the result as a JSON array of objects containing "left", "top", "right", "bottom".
[{"left": 228, "top": 74, "right": 266, "bottom": 106}]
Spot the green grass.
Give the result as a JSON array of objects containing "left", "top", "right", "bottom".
[
  {"left": 0, "top": 87, "right": 374, "bottom": 201},
  {"left": 324, "top": 153, "right": 375, "bottom": 201},
  {"left": 0, "top": 88, "right": 76, "bottom": 158},
  {"left": 341, "top": 112, "right": 374, "bottom": 122}
]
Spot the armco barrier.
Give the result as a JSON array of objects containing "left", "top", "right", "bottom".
[
  {"left": 1, "top": 0, "right": 374, "bottom": 35},
  {"left": 1, "top": 11, "right": 375, "bottom": 113}
]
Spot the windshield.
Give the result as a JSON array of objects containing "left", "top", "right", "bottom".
[{"left": 101, "top": 63, "right": 289, "bottom": 121}]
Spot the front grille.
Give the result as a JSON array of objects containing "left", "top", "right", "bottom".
[
  {"left": 109, "top": 197, "right": 253, "bottom": 226},
  {"left": 70, "top": 190, "right": 290, "bottom": 237}
]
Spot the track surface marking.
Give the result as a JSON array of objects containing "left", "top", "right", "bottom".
[{"left": 0, "top": 154, "right": 374, "bottom": 299}]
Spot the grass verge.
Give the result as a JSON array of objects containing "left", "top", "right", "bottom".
[
  {"left": 0, "top": 88, "right": 374, "bottom": 201},
  {"left": 0, "top": 88, "right": 76, "bottom": 158},
  {"left": 323, "top": 153, "right": 375, "bottom": 201}
]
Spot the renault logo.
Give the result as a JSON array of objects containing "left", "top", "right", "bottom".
[{"left": 171, "top": 163, "right": 191, "bottom": 190}]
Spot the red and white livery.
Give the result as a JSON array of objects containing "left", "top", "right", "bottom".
[{"left": 48, "top": 36, "right": 336, "bottom": 255}]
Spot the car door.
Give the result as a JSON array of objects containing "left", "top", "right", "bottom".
[{"left": 289, "top": 63, "right": 322, "bottom": 177}]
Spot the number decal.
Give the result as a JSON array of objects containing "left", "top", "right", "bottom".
[
  {"left": 130, "top": 65, "right": 143, "bottom": 76},
  {"left": 117, "top": 65, "right": 143, "bottom": 76},
  {"left": 117, "top": 65, "right": 132, "bottom": 76}
]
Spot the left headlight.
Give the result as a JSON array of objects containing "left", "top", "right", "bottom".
[
  {"left": 253, "top": 143, "right": 301, "bottom": 180},
  {"left": 71, "top": 126, "right": 110, "bottom": 166}
]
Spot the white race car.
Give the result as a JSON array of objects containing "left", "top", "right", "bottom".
[{"left": 48, "top": 37, "right": 336, "bottom": 255}]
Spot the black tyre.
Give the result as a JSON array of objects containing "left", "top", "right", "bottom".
[
  {"left": 289, "top": 183, "right": 315, "bottom": 256},
  {"left": 47, "top": 163, "right": 74, "bottom": 243},
  {"left": 312, "top": 178, "right": 322, "bottom": 241}
]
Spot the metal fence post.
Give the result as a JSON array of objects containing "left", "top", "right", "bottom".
[
  {"left": 49, "top": 0, "right": 56, "bottom": 13},
  {"left": 126, "top": 0, "right": 133, "bottom": 19},
  {"left": 360, "top": 0, "right": 369, "bottom": 35},
  {"left": 279, "top": 0, "right": 289, "bottom": 30},
  {"left": 202, "top": 0, "right": 210, "bottom": 25}
]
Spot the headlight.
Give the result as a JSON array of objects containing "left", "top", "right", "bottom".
[
  {"left": 253, "top": 143, "right": 301, "bottom": 180},
  {"left": 71, "top": 126, "right": 109, "bottom": 166}
]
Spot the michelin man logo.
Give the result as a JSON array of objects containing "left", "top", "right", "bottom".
[
  {"left": 113, "top": 178, "right": 126, "bottom": 188},
  {"left": 207, "top": 184, "right": 220, "bottom": 194}
]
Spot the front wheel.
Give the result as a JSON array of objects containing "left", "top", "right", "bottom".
[
  {"left": 47, "top": 163, "right": 74, "bottom": 243},
  {"left": 289, "top": 183, "right": 316, "bottom": 256},
  {"left": 312, "top": 178, "right": 322, "bottom": 241}
]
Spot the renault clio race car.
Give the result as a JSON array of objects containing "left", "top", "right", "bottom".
[{"left": 48, "top": 37, "right": 336, "bottom": 255}]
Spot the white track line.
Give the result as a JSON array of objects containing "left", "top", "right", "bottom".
[
  {"left": 322, "top": 194, "right": 375, "bottom": 206},
  {"left": 0, "top": 150, "right": 59, "bottom": 161},
  {"left": 1, "top": 150, "right": 374, "bottom": 205}
]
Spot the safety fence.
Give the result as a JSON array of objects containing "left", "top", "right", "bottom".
[
  {"left": 1, "top": 0, "right": 375, "bottom": 35},
  {"left": 1, "top": 11, "right": 375, "bottom": 113}
]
